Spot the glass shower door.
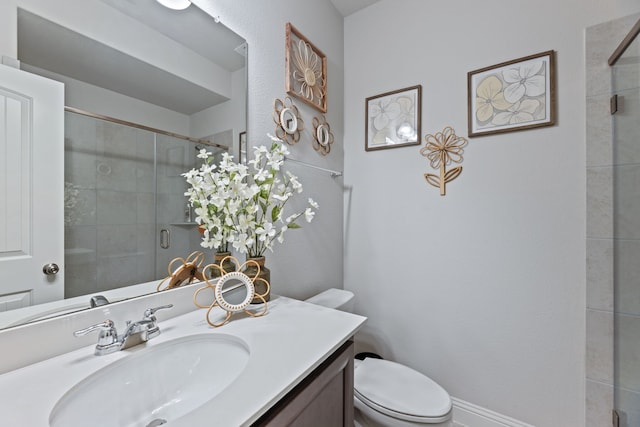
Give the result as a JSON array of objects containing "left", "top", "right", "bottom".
[
  {"left": 154, "top": 134, "right": 206, "bottom": 279},
  {"left": 64, "top": 111, "right": 226, "bottom": 299},
  {"left": 612, "top": 27, "right": 640, "bottom": 427},
  {"left": 64, "top": 112, "right": 157, "bottom": 297}
]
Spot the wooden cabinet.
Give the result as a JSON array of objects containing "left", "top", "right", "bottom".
[{"left": 253, "top": 340, "right": 354, "bottom": 427}]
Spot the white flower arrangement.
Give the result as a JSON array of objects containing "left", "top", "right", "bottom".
[{"left": 183, "top": 135, "right": 318, "bottom": 258}]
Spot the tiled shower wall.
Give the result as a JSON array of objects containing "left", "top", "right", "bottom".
[
  {"left": 586, "top": 12, "right": 640, "bottom": 426},
  {"left": 64, "top": 112, "right": 212, "bottom": 298}
]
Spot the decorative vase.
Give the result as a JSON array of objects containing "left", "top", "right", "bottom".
[
  {"left": 244, "top": 256, "right": 271, "bottom": 303},
  {"left": 209, "top": 251, "right": 236, "bottom": 279}
]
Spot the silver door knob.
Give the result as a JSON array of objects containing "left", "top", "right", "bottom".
[{"left": 42, "top": 263, "right": 60, "bottom": 275}]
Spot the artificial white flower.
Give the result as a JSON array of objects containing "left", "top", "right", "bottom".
[
  {"left": 256, "top": 222, "right": 277, "bottom": 242},
  {"left": 183, "top": 135, "right": 318, "bottom": 257},
  {"left": 197, "top": 148, "right": 212, "bottom": 159},
  {"left": 304, "top": 208, "right": 315, "bottom": 223}
]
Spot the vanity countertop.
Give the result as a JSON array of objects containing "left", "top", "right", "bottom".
[{"left": 0, "top": 296, "right": 366, "bottom": 426}]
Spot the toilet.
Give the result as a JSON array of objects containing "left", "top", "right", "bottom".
[{"left": 305, "top": 289, "right": 453, "bottom": 427}]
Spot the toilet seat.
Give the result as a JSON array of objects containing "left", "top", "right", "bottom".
[{"left": 354, "top": 358, "right": 452, "bottom": 424}]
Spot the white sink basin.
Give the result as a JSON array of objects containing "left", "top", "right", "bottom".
[{"left": 49, "top": 334, "right": 249, "bottom": 427}]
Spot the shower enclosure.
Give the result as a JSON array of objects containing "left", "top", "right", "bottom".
[
  {"left": 611, "top": 19, "right": 640, "bottom": 426},
  {"left": 63, "top": 110, "right": 225, "bottom": 298}
]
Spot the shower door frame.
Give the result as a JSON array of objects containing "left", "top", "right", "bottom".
[{"left": 608, "top": 17, "right": 640, "bottom": 427}]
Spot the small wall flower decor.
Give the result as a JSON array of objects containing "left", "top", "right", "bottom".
[
  {"left": 285, "top": 22, "right": 327, "bottom": 113},
  {"left": 421, "top": 127, "right": 467, "bottom": 196},
  {"left": 273, "top": 97, "right": 304, "bottom": 145},
  {"left": 312, "top": 116, "right": 334, "bottom": 155}
]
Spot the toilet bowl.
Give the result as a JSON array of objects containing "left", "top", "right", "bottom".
[{"left": 305, "top": 289, "right": 453, "bottom": 427}]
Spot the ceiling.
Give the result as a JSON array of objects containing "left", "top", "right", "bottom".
[
  {"left": 17, "top": 0, "right": 376, "bottom": 114},
  {"left": 17, "top": 0, "right": 246, "bottom": 115},
  {"left": 330, "top": 0, "right": 380, "bottom": 16}
]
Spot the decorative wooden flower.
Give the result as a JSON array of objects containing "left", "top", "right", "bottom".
[
  {"left": 420, "top": 127, "right": 468, "bottom": 196},
  {"left": 157, "top": 251, "right": 205, "bottom": 291},
  {"left": 285, "top": 23, "right": 327, "bottom": 113},
  {"left": 193, "top": 256, "right": 269, "bottom": 327},
  {"left": 273, "top": 97, "right": 304, "bottom": 145},
  {"left": 312, "top": 116, "right": 334, "bottom": 155},
  {"left": 292, "top": 39, "right": 325, "bottom": 105}
]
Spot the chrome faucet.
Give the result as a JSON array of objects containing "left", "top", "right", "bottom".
[
  {"left": 74, "top": 304, "right": 173, "bottom": 355},
  {"left": 90, "top": 295, "right": 110, "bottom": 308}
]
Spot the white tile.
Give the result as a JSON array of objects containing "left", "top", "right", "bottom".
[
  {"left": 586, "top": 166, "right": 614, "bottom": 238},
  {"left": 613, "top": 88, "right": 640, "bottom": 165},
  {"left": 616, "top": 313, "right": 640, "bottom": 393},
  {"left": 586, "top": 309, "right": 614, "bottom": 383},
  {"left": 614, "top": 164, "right": 640, "bottom": 239},
  {"left": 587, "top": 238, "right": 614, "bottom": 311},
  {"left": 616, "top": 387, "right": 640, "bottom": 426},
  {"left": 96, "top": 190, "right": 137, "bottom": 225},
  {"left": 615, "top": 239, "right": 640, "bottom": 316},
  {"left": 586, "top": 94, "right": 613, "bottom": 168},
  {"left": 96, "top": 224, "right": 138, "bottom": 256},
  {"left": 586, "top": 380, "right": 613, "bottom": 427}
]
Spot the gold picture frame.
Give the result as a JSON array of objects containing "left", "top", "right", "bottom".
[
  {"left": 285, "top": 22, "right": 327, "bottom": 113},
  {"left": 467, "top": 50, "right": 556, "bottom": 137},
  {"left": 365, "top": 85, "right": 421, "bottom": 151}
]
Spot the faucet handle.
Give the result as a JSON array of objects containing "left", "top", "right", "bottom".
[
  {"left": 143, "top": 304, "right": 173, "bottom": 340},
  {"left": 74, "top": 320, "right": 119, "bottom": 355},
  {"left": 143, "top": 304, "right": 173, "bottom": 320}
]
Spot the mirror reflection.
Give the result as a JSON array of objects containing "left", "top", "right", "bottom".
[
  {"left": 216, "top": 276, "right": 252, "bottom": 308},
  {"left": 280, "top": 108, "right": 299, "bottom": 134},
  {"left": 0, "top": 0, "right": 247, "bottom": 330},
  {"left": 317, "top": 125, "right": 330, "bottom": 146}
]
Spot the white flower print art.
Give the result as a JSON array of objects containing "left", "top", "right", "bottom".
[
  {"left": 365, "top": 85, "right": 422, "bottom": 151},
  {"left": 467, "top": 51, "right": 556, "bottom": 137}
]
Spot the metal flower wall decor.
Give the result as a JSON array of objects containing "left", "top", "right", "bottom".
[
  {"left": 285, "top": 22, "right": 327, "bottom": 113},
  {"left": 420, "top": 127, "right": 468, "bottom": 196}
]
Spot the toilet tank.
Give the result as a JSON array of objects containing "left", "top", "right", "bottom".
[{"left": 305, "top": 288, "right": 355, "bottom": 313}]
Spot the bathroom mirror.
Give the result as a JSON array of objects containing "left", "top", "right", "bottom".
[
  {"left": 311, "top": 116, "right": 334, "bottom": 155},
  {"left": 215, "top": 273, "right": 255, "bottom": 312},
  {"left": 317, "top": 124, "right": 330, "bottom": 146},
  {"left": 0, "top": 0, "right": 247, "bottom": 330},
  {"left": 280, "top": 108, "right": 299, "bottom": 134},
  {"left": 203, "top": 270, "right": 268, "bottom": 328},
  {"left": 273, "top": 97, "right": 303, "bottom": 145}
]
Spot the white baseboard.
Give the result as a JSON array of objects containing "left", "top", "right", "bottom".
[{"left": 452, "top": 397, "right": 536, "bottom": 427}]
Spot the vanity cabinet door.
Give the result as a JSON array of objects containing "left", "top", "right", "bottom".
[{"left": 254, "top": 340, "right": 355, "bottom": 427}]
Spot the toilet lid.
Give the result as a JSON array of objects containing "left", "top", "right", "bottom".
[{"left": 354, "top": 358, "right": 452, "bottom": 422}]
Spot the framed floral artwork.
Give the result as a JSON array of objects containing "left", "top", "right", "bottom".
[
  {"left": 285, "top": 23, "right": 327, "bottom": 113},
  {"left": 365, "top": 85, "right": 421, "bottom": 151},
  {"left": 467, "top": 50, "right": 556, "bottom": 137}
]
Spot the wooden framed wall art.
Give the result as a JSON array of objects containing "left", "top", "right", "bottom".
[
  {"left": 365, "top": 85, "right": 421, "bottom": 151},
  {"left": 467, "top": 50, "right": 556, "bottom": 137},
  {"left": 285, "top": 23, "right": 327, "bottom": 113}
]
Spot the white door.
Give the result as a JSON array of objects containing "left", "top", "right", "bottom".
[{"left": 0, "top": 64, "right": 64, "bottom": 311}]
